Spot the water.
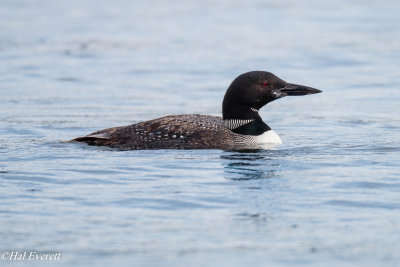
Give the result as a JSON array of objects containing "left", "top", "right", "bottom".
[{"left": 1, "top": 0, "right": 400, "bottom": 266}]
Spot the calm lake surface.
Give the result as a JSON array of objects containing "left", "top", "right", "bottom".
[{"left": 1, "top": 0, "right": 400, "bottom": 266}]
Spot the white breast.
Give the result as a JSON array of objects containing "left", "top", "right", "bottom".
[
  {"left": 233, "top": 130, "right": 282, "bottom": 150},
  {"left": 253, "top": 130, "right": 282, "bottom": 144}
]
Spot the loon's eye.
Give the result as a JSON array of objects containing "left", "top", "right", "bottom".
[{"left": 262, "top": 82, "right": 268, "bottom": 87}]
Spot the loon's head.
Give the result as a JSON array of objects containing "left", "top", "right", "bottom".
[{"left": 222, "top": 71, "right": 322, "bottom": 121}]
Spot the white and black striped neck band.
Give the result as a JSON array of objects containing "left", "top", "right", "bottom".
[{"left": 223, "top": 119, "right": 255, "bottom": 130}]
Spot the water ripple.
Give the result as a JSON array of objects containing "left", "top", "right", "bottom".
[{"left": 326, "top": 200, "right": 400, "bottom": 210}]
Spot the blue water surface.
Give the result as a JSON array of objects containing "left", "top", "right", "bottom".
[{"left": 1, "top": 0, "right": 400, "bottom": 266}]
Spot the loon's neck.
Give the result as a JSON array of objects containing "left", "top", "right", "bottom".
[{"left": 222, "top": 106, "right": 271, "bottom": 136}]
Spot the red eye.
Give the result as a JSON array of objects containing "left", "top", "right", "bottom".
[{"left": 262, "top": 82, "right": 268, "bottom": 87}]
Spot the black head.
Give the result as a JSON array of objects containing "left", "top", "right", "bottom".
[{"left": 222, "top": 71, "right": 322, "bottom": 120}]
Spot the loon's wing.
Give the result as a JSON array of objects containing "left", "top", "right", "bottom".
[{"left": 72, "top": 114, "right": 231, "bottom": 149}]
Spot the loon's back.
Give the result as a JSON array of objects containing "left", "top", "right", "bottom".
[{"left": 73, "top": 114, "right": 239, "bottom": 150}]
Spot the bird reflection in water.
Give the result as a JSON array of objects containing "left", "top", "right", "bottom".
[{"left": 221, "top": 149, "right": 287, "bottom": 181}]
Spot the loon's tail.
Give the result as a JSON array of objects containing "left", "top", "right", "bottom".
[{"left": 70, "top": 132, "right": 111, "bottom": 146}]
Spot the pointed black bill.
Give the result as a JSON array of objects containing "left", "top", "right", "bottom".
[{"left": 280, "top": 83, "right": 322, "bottom": 96}]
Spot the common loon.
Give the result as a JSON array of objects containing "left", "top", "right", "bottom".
[{"left": 73, "top": 71, "right": 322, "bottom": 150}]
